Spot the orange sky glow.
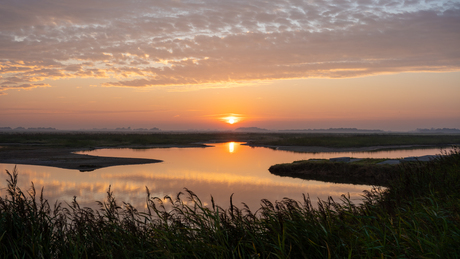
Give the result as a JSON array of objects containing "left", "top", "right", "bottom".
[{"left": 1, "top": 0, "right": 459, "bottom": 131}]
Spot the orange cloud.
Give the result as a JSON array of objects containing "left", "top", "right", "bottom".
[{"left": 0, "top": 0, "right": 459, "bottom": 93}]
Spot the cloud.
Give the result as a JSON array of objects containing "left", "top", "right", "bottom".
[
  {"left": 0, "top": 0, "right": 459, "bottom": 91},
  {"left": 0, "top": 83, "right": 50, "bottom": 89},
  {"left": 0, "top": 83, "right": 51, "bottom": 95}
]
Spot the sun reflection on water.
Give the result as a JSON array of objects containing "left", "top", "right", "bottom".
[{"left": 228, "top": 142, "right": 235, "bottom": 153}]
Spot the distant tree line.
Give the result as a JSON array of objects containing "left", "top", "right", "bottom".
[
  {"left": 0, "top": 127, "right": 56, "bottom": 131},
  {"left": 416, "top": 128, "right": 460, "bottom": 133},
  {"left": 0, "top": 127, "right": 161, "bottom": 132}
]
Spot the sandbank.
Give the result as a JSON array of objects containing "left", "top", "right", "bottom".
[{"left": 0, "top": 146, "right": 162, "bottom": 172}]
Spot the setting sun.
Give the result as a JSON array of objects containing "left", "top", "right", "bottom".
[{"left": 221, "top": 115, "right": 241, "bottom": 125}]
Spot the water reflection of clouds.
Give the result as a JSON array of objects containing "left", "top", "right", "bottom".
[
  {"left": 2, "top": 142, "right": 411, "bottom": 211},
  {"left": 0, "top": 168, "right": 369, "bottom": 211},
  {"left": 100, "top": 170, "right": 299, "bottom": 187}
]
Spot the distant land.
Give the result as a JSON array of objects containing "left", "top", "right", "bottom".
[
  {"left": 0, "top": 127, "right": 58, "bottom": 131},
  {"left": 114, "top": 127, "right": 160, "bottom": 131},
  {"left": 0, "top": 126, "right": 459, "bottom": 134},
  {"left": 235, "top": 127, "right": 270, "bottom": 132},
  {"left": 413, "top": 128, "right": 460, "bottom": 134},
  {"left": 0, "top": 127, "right": 161, "bottom": 132},
  {"left": 278, "top": 128, "right": 385, "bottom": 133}
]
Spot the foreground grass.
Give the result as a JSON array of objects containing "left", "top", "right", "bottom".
[
  {"left": 1, "top": 132, "right": 460, "bottom": 148},
  {"left": 1, "top": 150, "right": 459, "bottom": 258}
]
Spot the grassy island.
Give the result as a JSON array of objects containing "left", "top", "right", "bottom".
[
  {"left": 269, "top": 158, "right": 400, "bottom": 186},
  {"left": 1, "top": 148, "right": 459, "bottom": 258}
]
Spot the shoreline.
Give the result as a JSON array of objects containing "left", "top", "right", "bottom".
[
  {"left": 0, "top": 143, "right": 455, "bottom": 172},
  {"left": 244, "top": 143, "right": 452, "bottom": 153}
]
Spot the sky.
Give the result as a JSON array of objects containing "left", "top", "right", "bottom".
[{"left": 0, "top": 0, "right": 459, "bottom": 131}]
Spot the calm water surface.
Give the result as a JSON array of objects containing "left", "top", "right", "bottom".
[{"left": 0, "top": 143, "right": 450, "bottom": 210}]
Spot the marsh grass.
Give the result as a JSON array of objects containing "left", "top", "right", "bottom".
[
  {"left": 1, "top": 149, "right": 459, "bottom": 258},
  {"left": 269, "top": 159, "right": 399, "bottom": 186},
  {"left": 260, "top": 134, "right": 460, "bottom": 148},
  {"left": 1, "top": 132, "right": 460, "bottom": 149},
  {"left": 349, "top": 158, "right": 389, "bottom": 165}
]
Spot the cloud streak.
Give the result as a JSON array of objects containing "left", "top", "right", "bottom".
[
  {"left": 0, "top": 84, "right": 50, "bottom": 95},
  {"left": 1, "top": 0, "right": 459, "bottom": 92}
]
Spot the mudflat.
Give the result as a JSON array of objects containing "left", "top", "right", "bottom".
[{"left": 0, "top": 146, "right": 162, "bottom": 172}]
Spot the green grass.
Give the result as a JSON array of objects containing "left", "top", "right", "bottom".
[
  {"left": 1, "top": 149, "right": 459, "bottom": 258},
  {"left": 1, "top": 132, "right": 460, "bottom": 149}
]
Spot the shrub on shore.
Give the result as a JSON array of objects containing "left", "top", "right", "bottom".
[{"left": 0, "top": 149, "right": 459, "bottom": 258}]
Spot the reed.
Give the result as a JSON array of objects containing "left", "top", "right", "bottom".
[{"left": 1, "top": 149, "right": 459, "bottom": 258}]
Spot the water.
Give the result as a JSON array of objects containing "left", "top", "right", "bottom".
[{"left": 0, "top": 143, "right": 450, "bottom": 210}]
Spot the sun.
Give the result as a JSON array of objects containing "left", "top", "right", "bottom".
[
  {"left": 220, "top": 114, "right": 242, "bottom": 125},
  {"left": 225, "top": 116, "right": 238, "bottom": 124}
]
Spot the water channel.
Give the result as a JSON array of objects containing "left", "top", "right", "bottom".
[{"left": 0, "top": 143, "right": 451, "bottom": 210}]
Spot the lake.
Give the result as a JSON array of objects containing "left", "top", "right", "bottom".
[{"left": 0, "top": 143, "right": 450, "bottom": 210}]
